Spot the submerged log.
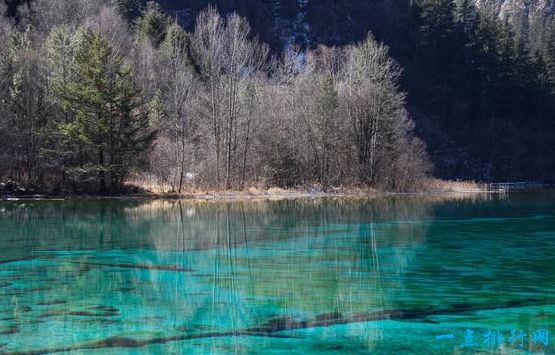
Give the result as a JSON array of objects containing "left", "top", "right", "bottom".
[
  {"left": 43, "top": 259, "right": 196, "bottom": 272},
  {"left": 5, "top": 298, "right": 551, "bottom": 354}
]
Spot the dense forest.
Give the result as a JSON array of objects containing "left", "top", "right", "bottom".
[
  {"left": 1, "top": 0, "right": 555, "bottom": 194},
  {"left": 158, "top": 0, "right": 555, "bottom": 182},
  {"left": 133, "top": 0, "right": 555, "bottom": 182}
]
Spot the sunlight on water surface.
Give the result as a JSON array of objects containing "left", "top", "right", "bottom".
[{"left": 0, "top": 193, "right": 554, "bottom": 354}]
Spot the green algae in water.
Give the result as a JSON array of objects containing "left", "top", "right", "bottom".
[{"left": 0, "top": 194, "right": 554, "bottom": 354}]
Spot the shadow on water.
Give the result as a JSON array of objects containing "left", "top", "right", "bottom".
[{"left": 1, "top": 193, "right": 555, "bottom": 353}]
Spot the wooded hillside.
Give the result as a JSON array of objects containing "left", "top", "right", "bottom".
[{"left": 2, "top": 0, "right": 555, "bottom": 194}]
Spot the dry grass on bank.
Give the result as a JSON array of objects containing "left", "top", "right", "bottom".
[
  {"left": 125, "top": 178, "right": 368, "bottom": 200},
  {"left": 422, "top": 178, "right": 488, "bottom": 193},
  {"left": 125, "top": 175, "right": 491, "bottom": 201}
]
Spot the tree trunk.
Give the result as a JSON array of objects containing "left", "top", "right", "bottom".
[
  {"left": 99, "top": 148, "right": 107, "bottom": 193},
  {"left": 178, "top": 130, "right": 186, "bottom": 193},
  {"left": 241, "top": 118, "right": 251, "bottom": 190}
]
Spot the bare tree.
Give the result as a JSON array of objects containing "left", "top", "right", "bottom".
[
  {"left": 341, "top": 33, "right": 429, "bottom": 189},
  {"left": 85, "top": 5, "right": 130, "bottom": 58},
  {"left": 23, "top": 0, "right": 109, "bottom": 34},
  {"left": 0, "top": 26, "right": 49, "bottom": 187},
  {"left": 256, "top": 49, "right": 310, "bottom": 186},
  {"left": 191, "top": 8, "right": 268, "bottom": 189},
  {"left": 1, "top": 4, "right": 429, "bottom": 193},
  {"left": 239, "top": 76, "right": 259, "bottom": 188},
  {"left": 190, "top": 7, "right": 225, "bottom": 186},
  {"left": 343, "top": 34, "right": 403, "bottom": 184},
  {"left": 156, "top": 23, "right": 199, "bottom": 192},
  {"left": 292, "top": 47, "right": 350, "bottom": 186}
]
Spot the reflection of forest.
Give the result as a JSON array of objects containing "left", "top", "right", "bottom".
[
  {"left": 0, "top": 196, "right": 472, "bottom": 252},
  {"left": 0, "top": 195, "right": 493, "bottom": 253},
  {"left": 0, "top": 195, "right": 501, "bottom": 353}
]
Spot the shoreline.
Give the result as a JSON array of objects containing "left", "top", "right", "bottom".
[
  {"left": 1, "top": 180, "right": 550, "bottom": 201},
  {"left": 0, "top": 187, "right": 505, "bottom": 202}
]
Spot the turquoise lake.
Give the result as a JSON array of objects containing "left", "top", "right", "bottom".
[{"left": 0, "top": 193, "right": 554, "bottom": 354}]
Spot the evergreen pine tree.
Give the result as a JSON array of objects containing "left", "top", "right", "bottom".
[
  {"left": 543, "top": 21, "right": 555, "bottom": 93},
  {"left": 134, "top": 1, "right": 169, "bottom": 47},
  {"left": 52, "top": 30, "right": 155, "bottom": 192}
]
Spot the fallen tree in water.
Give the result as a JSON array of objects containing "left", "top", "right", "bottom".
[{"left": 8, "top": 298, "right": 551, "bottom": 354}]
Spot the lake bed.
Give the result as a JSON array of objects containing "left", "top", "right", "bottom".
[{"left": 0, "top": 193, "right": 554, "bottom": 354}]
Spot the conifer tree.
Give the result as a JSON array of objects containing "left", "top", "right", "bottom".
[
  {"left": 134, "top": 1, "right": 169, "bottom": 47},
  {"left": 52, "top": 30, "right": 155, "bottom": 192},
  {"left": 543, "top": 21, "right": 555, "bottom": 93},
  {"left": 113, "top": 0, "right": 142, "bottom": 21}
]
